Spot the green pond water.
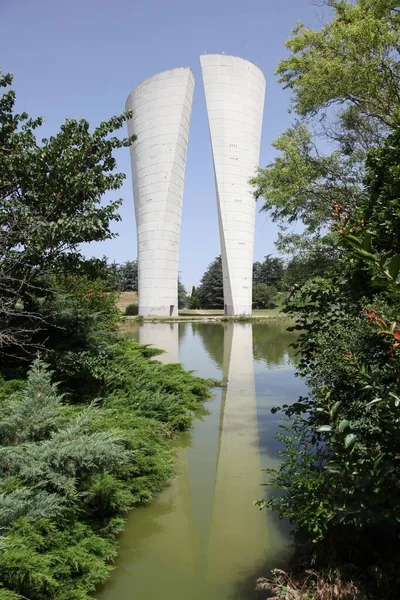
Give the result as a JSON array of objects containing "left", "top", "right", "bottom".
[{"left": 96, "top": 321, "right": 306, "bottom": 600}]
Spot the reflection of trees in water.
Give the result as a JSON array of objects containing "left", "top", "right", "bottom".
[
  {"left": 193, "top": 320, "right": 299, "bottom": 370},
  {"left": 252, "top": 321, "right": 298, "bottom": 367},
  {"left": 139, "top": 323, "right": 180, "bottom": 364},
  {"left": 191, "top": 322, "right": 225, "bottom": 368},
  {"left": 178, "top": 322, "right": 188, "bottom": 343},
  {"left": 119, "top": 321, "right": 140, "bottom": 342}
]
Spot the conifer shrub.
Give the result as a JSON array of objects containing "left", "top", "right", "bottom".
[{"left": 0, "top": 345, "right": 213, "bottom": 599}]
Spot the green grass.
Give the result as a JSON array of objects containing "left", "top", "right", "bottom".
[
  {"left": 117, "top": 291, "right": 288, "bottom": 322},
  {"left": 122, "top": 307, "right": 288, "bottom": 323}
]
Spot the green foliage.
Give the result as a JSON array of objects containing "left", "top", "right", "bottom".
[
  {"left": 282, "top": 237, "right": 341, "bottom": 289},
  {"left": 252, "top": 0, "right": 400, "bottom": 271},
  {"left": 178, "top": 278, "right": 187, "bottom": 309},
  {"left": 0, "top": 344, "right": 212, "bottom": 599},
  {"left": 277, "top": 1, "right": 400, "bottom": 129},
  {"left": 362, "top": 124, "right": 400, "bottom": 253},
  {"left": 0, "top": 518, "right": 116, "bottom": 600},
  {"left": 198, "top": 255, "right": 224, "bottom": 309},
  {"left": 252, "top": 284, "right": 277, "bottom": 309},
  {"left": 104, "top": 340, "right": 213, "bottom": 431},
  {"left": 251, "top": 124, "right": 366, "bottom": 246},
  {"left": 0, "top": 359, "right": 64, "bottom": 444},
  {"left": 256, "top": 5, "right": 400, "bottom": 586},
  {"left": 116, "top": 260, "right": 138, "bottom": 292},
  {"left": 262, "top": 125, "right": 400, "bottom": 595},
  {"left": 0, "top": 70, "right": 134, "bottom": 360},
  {"left": 188, "top": 286, "right": 201, "bottom": 309},
  {"left": 253, "top": 255, "right": 284, "bottom": 288},
  {"left": 198, "top": 255, "right": 285, "bottom": 309},
  {"left": 35, "top": 274, "right": 121, "bottom": 401},
  {"left": 124, "top": 303, "right": 138, "bottom": 316}
]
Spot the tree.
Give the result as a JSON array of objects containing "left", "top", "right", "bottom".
[
  {"left": 177, "top": 278, "right": 187, "bottom": 309},
  {"left": 187, "top": 286, "right": 200, "bottom": 309},
  {"left": 283, "top": 238, "right": 341, "bottom": 289},
  {"left": 0, "top": 70, "right": 135, "bottom": 359},
  {"left": 197, "top": 256, "right": 224, "bottom": 309},
  {"left": 255, "top": 255, "right": 284, "bottom": 288},
  {"left": 198, "top": 255, "right": 286, "bottom": 309},
  {"left": 251, "top": 123, "right": 366, "bottom": 250},
  {"left": 277, "top": 1, "right": 400, "bottom": 132},
  {"left": 251, "top": 1, "right": 400, "bottom": 256},
  {"left": 253, "top": 3, "right": 400, "bottom": 594},
  {"left": 252, "top": 261, "right": 263, "bottom": 286},
  {"left": 252, "top": 284, "right": 277, "bottom": 309},
  {"left": 118, "top": 260, "right": 138, "bottom": 292},
  {"left": 261, "top": 127, "right": 400, "bottom": 596}
]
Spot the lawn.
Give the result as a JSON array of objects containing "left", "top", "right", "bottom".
[
  {"left": 117, "top": 292, "right": 286, "bottom": 320},
  {"left": 116, "top": 291, "right": 138, "bottom": 313}
]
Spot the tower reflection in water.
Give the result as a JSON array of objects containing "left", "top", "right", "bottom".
[
  {"left": 96, "top": 322, "right": 293, "bottom": 600},
  {"left": 139, "top": 322, "right": 276, "bottom": 581},
  {"left": 207, "top": 323, "right": 267, "bottom": 582},
  {"left": 139, "top": 322, "right": 180, "bottom": 364}
]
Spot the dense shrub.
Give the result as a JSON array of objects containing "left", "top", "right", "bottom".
[
  {"left": 0, "top": 67, "right": 215, "bottom": 600},
  {"left": 125, "top": 303, "right": 138, "bottom": 316},
  {"left": 252, "top": 284, "right": 277, "bottom": 309},
  {"left": 0, "top": 344, "right": 213, "bottom": 599},
  {"left": 260, "top": 124, "right": 400, "bottom": 597}
]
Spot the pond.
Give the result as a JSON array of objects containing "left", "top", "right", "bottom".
[{"left": 96, "top": 321, "right": 307, "bottom": 600}]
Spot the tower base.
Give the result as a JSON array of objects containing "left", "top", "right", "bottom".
[
  {"left": 224, "top": 304, "right": 252, "bottom": 316},
  {"left": 139, "top": 304, "right": 178, "bottom": 317}
]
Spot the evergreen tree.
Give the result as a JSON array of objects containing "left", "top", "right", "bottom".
[
  {"left": 252, "top": 261, "right": 263, "bottom": 285},
  {"left": 188, "top": 286, "right": 201, "bottom": 310},
  {"left": 177, "top": 279, "right": 187, "bottom": 309},
  {"left": 198, "top": 256, "right": 224, "bottom": 309},
  {"left": 254, "top": 255, "right": 284, "bottom": 288},
  {"left": 118, "top": 260, "right": 138, "bottom": 292}
]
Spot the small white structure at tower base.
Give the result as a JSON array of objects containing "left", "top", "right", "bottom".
[{"left": 126, "top": 68, "right": 194, "bottom": 316}]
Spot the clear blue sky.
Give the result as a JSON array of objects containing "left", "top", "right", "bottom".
[{"left": 0, "top": 0, "right": 326, "bottom": 288}]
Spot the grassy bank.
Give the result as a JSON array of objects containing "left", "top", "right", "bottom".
[
  {"left": 117, "top": 292, "right": 288, "bottom": 322},
  {"left": 0, "top": 339, "right": 214, "bottom": 600},
  {"left": 124, "top": 314, "right": 289, "bottom": 324}
]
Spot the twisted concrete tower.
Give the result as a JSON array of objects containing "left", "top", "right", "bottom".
[
  {"left": 126, "top": 68, "right": 194, "bottom": 316},
  {"left": 200, "top": 55, "right": 266, "bottom": 315}
]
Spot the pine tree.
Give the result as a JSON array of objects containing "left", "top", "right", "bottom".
[
  {"left": 118, "top": 260, "right": 138, "bottom": 291},
  {"left": 178, "top": 279, "right": 187, "bottom": 309},
  {"left": 188, "top": 286, "right": 201, "bottom": 309},
  {"left": 197, "top": 256, "right": 224, "bottom": 309}
]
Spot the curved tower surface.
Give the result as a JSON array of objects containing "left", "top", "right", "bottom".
[
  {"left": 126, "top": 68, "right": 194, "bottom": 316},
  {"left": 200, "top": 54, "right": 266, "bottom": 315}
]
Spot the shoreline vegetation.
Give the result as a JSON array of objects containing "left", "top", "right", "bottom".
[
  {"left": 0, "top": 340, "right": 215, "bottom": 600},
  {"left": 250, "top": 1, "right": 400, "bottom": 598},
  {"left": 117, "top": 291, "right": 290, "bottom": 323},
  {"left": 123, "top": 313, "right": 290, "bottom": 323},
  {"left": 0, "top": 73, "right": 216, "bottom": 600}
]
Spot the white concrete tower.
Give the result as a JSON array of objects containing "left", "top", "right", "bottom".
[
  {"left": 126, "top": 68, "right": 194, "bottom": 316},
  {"left": 200, "top": 55, "right": 266, "bottom": 315}
]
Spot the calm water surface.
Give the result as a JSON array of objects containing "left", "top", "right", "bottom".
[{"left": 96, "top": 321, "right": 306, "bottom": 600}]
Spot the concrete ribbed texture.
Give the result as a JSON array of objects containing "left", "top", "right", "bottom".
[
  {"left": 200, "top": 55, "right": 266, "bottom": 315},
  {"left": 126, "top": 68, "right": 194, "bottom": 316}
]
